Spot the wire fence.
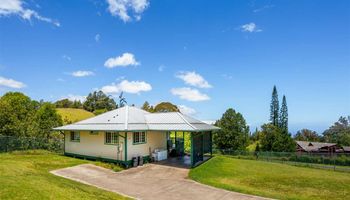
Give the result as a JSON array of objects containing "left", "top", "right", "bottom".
[
  {"left": 214, "top": 149, "right": 350, "bottom": 172},
  {"left": 0, "top": 135, "right": 63, "bottom": 153}
]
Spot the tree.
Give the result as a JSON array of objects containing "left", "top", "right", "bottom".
[
  {"left": 55, "top": 99, "right": 73, "bottom": 108},
  {"left": 279, "top": 95, "right": 288, "bottom": 132},
  {"left": 294, "top": 129, "right": 320, "bottom": 142},
  {"left": 322, "top": 116, "right": 350, "bottom": 146},
  {"left": 213, "top": 108, "right": 250, "bottom": 150},
  {"left": 33, "top": 103, "right": 62, "bottom": 139},
  {"left": 141, "top": 101, "right": 153, "bottom": 112},
  {"left": 260, "top": 123, "right": 295, "bottom": 152},
  {"left": 270, "top": 86, "right": 279, "bottom": 127},
  {"left": 72, "top": 100, "right": 83, "bottom": 109},
  {"left": 83, "top": 91, "right": 117, "bottom": 112},
  {"left": 153, "top": 102, "right": 179, "bottom": 113},
  {"left": 0, "top": 92, "right": 37, "bottom": 137}
]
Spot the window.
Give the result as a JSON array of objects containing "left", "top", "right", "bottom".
[
  {"left": 70, "top": 131, "right": 80, "bottom": 142},
  {"left": 105, "top": 132, "right": 119, "bottom": 145},
  {"left": 133, "top": 132, "right": 146, "bottom": 144}
]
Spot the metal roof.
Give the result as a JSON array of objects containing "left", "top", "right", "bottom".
[
  {"left": 296, "top": 141, "right": 337, "bottom": 152},
  {"left": 53, "top": 105, "right": 220, "bottom": 132}
]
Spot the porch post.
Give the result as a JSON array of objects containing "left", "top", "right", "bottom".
[
  {"left": 124, "top": 132, "right": 127, "bottom": 163},
  {"left": 210, "top": 131, "right": 213, "bottom": 156},
  {"left": 190, "top": 132, "right": 194, "bottom": 167}
]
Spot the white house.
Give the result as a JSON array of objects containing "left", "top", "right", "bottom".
[{"left": 53, "top": 105, "right": 219, "bottom": 167}]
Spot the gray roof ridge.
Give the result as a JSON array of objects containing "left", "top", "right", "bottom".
[{"left": 176, "top": 112, "right": 196, "bottom": 130}]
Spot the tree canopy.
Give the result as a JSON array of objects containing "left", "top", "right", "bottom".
[
  {"left": 83, "top": 91, "right": 117, "bottom": 113},
  {"left": 294, "top": 129, "right": 320, "bottom": 142},
  {"left": 270, "top": 86, "right": 279, "bottom": 127},
  {"left": 153, "top": 102, "right": 179, "bottom": 112},
  {"left": 260, "top": 123, "right": 295, "bottom": 152},
  {"left": 0, "top": 92, "right": 62, "bottom": 138},
  {"left": 214, "top": 108, "right": 249, "bottom": 150},
  {"left": 141, "top": 101, "right": 179, "bottom": 113},
  {"left": 322, "top": 116, "right": 350, "bottom": 146}
]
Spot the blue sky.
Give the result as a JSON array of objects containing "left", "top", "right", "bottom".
[{"left": 0, "top": 0, "right": 349, "bottom": 134}]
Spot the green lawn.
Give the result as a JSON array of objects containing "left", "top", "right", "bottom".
[
  {"left": 56, "top": 108, "right": 95, "bottom": 124},
  {"left": 189, "top": 156, "right": 350, "bottom": 200},
  {"left": 0, "top": 150, "right": 129, "bottom": 200}
]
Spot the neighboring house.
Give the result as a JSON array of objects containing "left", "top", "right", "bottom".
[
  {"left": 342, "top": 146, "right": 350, "bottom": 153},
  {"left": 296, "top": 141, "right": 342, "bottom": 154},
  {"left": 53, "top": 105, "right": 219, "bottom": 167}
]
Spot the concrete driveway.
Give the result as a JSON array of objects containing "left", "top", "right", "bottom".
[{"left": 51, "top": 164, "right": 268, "bottom": 200}]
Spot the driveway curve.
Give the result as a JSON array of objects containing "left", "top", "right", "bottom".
[{"left": 51, "top": 163, "right": 269, "bottom": 200}]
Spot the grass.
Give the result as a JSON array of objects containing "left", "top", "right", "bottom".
[
  {"left": 0, "top": 150, "right": 130, "bottom": 200},
  {"left": 189, "top": 156, "right": 350, "bottom": 200},
  {"left": 56, "top": 108, "right": 95, "bottom": 124}
]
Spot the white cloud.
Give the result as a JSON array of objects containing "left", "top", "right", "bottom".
[
  {"left": 104, "top": 52, "right": 140, "bottom": 68},
  {"left": 0, "top": 76, "right": 26, "bottom": 88},
  {"left": 221, "top": 74, "right": 233, "bottom": 80},
  {"left": 0, "top": 0, "right": 60, "bottom": 26},
  {"left": 101, "top": 80, "right": 152, "bottom": 94},
  {"left": 95, "top": 34, "right": 100, "bottom": 42},
  {"left": 240, "top": 22, "right": 262, "bottom": 33},
  {"left": 178, "top": 105, "right": 197, "bottom": 116},
  {"left": 253, "top": 5, "right": 274, "bottom": 13},
  {"left": 62, "top": 55, "right": 71, "bottom": 61},
  {"left": 61, "top": 94, "right": 86, "bottom": 102},
  {"left": 71, "top": 71, "right": 95, "bottom": 77},
  {"left": 106, "top": 0, "right": 149, "bottom": 22},
  {"left": 176, "top": 71, "right": 212, "bottom": 88},
  {"left": 158, "top": 65, "right": 165, "bottom": 72},
  {"left": 171, "top": 87, "right": 210, "bottom": 102}
]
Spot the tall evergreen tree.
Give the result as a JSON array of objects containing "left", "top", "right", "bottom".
[
  {"left": 270, "top": 86, "right": 279, "bottom": 126},
  {"left": 279, "top": 95, "right": 288, "bottom": 131}
]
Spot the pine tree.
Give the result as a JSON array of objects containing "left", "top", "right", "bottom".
[
  {"left": 270, "top": 86, "right": 279, "bottom": 126},
  {"left": 280, "top": 95, "right": 288, "bottom": 132}
]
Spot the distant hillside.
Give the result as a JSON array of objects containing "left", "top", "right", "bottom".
[{"left": 56, "top": 108, "right": 95, "bottom": 125}]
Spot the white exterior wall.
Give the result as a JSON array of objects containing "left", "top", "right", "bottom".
[
  {"left": 64, "top": 131, "right": 124, "bottom": 161},
  {"left": 64, "top": 130, "right": 167, "bottom": 161},
  {"left": 126, "top": 131, "right": 167, "bottom": 160}
]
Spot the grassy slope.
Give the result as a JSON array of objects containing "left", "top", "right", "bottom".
[
  {"left": 189, "top": 156, "right": 350, "bottom": 200},
  {"left": 0, "top": 150, "right": 129, "bottom": 200},
  {"left": 56, "top": 108, "right": 95, "bottom": 124}
]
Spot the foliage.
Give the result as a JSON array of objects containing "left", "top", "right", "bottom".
[
  {"left": 189, "top": 156, "right": 350, "bottom": 200},
  {"left": 33, "top": 103, "right": 63, "bottom": 139},
  {"left": 0, "top": 92, "right": 61, "bottom": 138},
  {"left": 214, "top": 108, "right": 249, "bottom": 150},
  {"left": 56, "top": 108, "right": 95, "bottom": 125},
  {"left": 260, "top": 123, "right": 295, "bottom": 152},
  {"left": 93, "top": 108, "right": 108, "bottom": 115},
  {"left": 250, "top": 128, "right": 261, "bottom": 142},
  {"left": 141, "top": 101, "right": 154, "bottom": 112},
  {"left": 0, "top": 150, "right": 129, "bottom": 200},
  {"left": 270, "top": 86, "right": 279, "bottom": 127},
  {"left": 294, "top": 129, "right": 320, "bottom": 142},
  {"left": 0, "top": 92, "right": 35, "bottom": 136},
  {"left": 83, "top": 90, "right": 117, "bottom": 112},
  {"left": 279, "top": 95, "right": 288, "bottom": 132},
  {"left": 322, "top": 116, "right": 350, "bottom": 146},
  {"left": 153, "top": 102, "right": 179, "bottom": 112},
  {"left": 0, "top": 135, "right": 63, "bottom": 153}
]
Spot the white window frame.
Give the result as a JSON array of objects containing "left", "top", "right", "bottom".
[
  {"left": 133, "top": 132, "right": 146, "bottom": 144},
  {"left": 105, "top": 132, "right": 119, "bottom": 145},
  {"left": 70, "top": 131, "right": 80, "bottom": 142}
]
